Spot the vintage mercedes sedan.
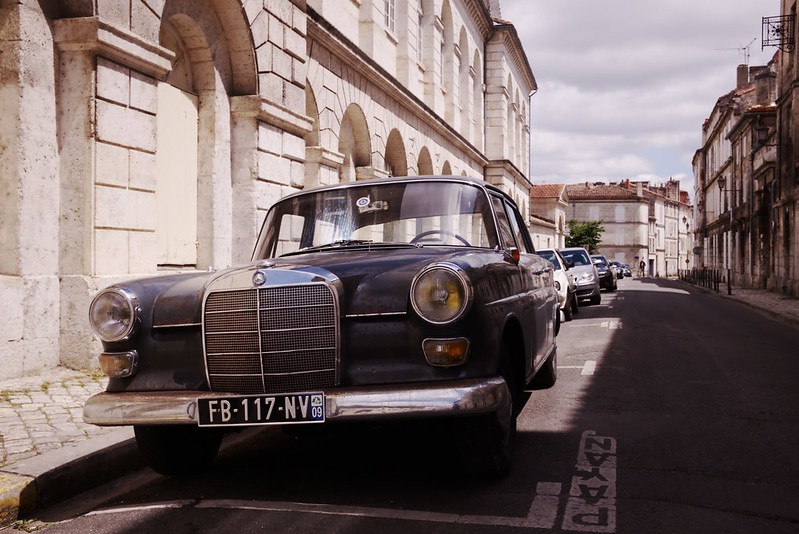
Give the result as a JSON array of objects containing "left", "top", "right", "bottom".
[{"left": 84, "top": 176, "right": 559, "bottom": 477}]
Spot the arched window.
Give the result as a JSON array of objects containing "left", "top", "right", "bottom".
[
  {"left": 472, "top": 51, "right": 483, "bottom": 151},
  {"left": 338, "top": 105, "right": 371, "bottom": 183},
  {"left": 418, "top": 146, "right": 434, "bottom": 175},
  {"left": 385, "top": 129, "right": 408, "bottom": 177}
]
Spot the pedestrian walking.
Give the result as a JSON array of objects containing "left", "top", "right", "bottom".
[{"left": 639, "top": 260, "right": 646, "bottom": 277}]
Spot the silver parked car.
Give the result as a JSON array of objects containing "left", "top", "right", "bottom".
[
  {"left": 537, "top": 248, "right": 579, "bottom": 321},
  {"left": 559, "top": 247, "right": 601, "bottom": 305}
]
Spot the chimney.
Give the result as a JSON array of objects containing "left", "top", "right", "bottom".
[
  {"left": 636, "top": 182, "right": 643, "bottom": 197},
  {"left": 737, "top": 64, "right": 749, "bottom": 89}
]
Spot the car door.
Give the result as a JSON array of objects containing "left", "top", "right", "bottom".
[{"left": 496, "top": 196, "right": 555, "bottom": 373}]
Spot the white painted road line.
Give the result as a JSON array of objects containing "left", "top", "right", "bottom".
[
  {"left": 570, "top": 321, "right": 622, "bottom": 329},
  {"left": 559, "top": 360, "right": 597, "bottom": 375}
]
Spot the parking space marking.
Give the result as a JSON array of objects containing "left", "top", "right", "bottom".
[
  {"left": 559, "top": 361, "right": 597, "bottom": 375},
  {"left": 580, "top": 361, "right": 597, "bottom": 375},
  {"left": 568, "top": 321, "right": 622, "bottom": 330}
]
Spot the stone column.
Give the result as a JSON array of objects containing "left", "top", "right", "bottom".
[{"left": 0, "top": 2, "right": 61, "bottom": 378}]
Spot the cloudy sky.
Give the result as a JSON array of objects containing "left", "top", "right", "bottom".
[{"left": 500, "top": 0, "right": 780, "bottom": 199}]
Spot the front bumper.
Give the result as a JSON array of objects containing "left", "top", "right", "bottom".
[
  {"left": 83, "top": 377, "right": 509, "bottom": 426},
  {"left": 575, "top": 283, "right": 599, "bottom": 298}
]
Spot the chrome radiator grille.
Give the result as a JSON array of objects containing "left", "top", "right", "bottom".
[{"left": 203, "top": 284, "right": 338, "bottom": 394}]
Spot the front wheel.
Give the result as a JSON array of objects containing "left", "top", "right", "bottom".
[
  {"left": 134, "top": 425, "right": 223, "bottom": 476},
  {"left": 455, "top": 342, "right": 518, "bottom": 477},
  {"left": 563, "top": 294, "right": 574, "bottom": 322}
]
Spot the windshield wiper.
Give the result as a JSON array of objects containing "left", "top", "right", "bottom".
[
  {"left": 298, "top": 239, "right": 373, "bottom": 252},
  {"left": 281, "top": 240, "right": 418, "bottom": 256}
]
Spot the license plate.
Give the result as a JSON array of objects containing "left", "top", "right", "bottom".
[{"left": 197, "top": 393, "right": 325, "bottom": 427}]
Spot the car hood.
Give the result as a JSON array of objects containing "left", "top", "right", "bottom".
[{"left": 148, "top": 247, "right": 491, "bottom": 327}]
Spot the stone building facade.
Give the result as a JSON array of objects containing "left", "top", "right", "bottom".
[
  {"left": 693, "top": 60, "right": 779, "bottom": 290},
  {"left": 529, "top": 183, "right": 568, "bottom": 249},
  {"left": 564, "top": 183, "right": 649, "bottom": 267},
  {"left": 0, "top": 0, "right": 535, "bottom": 380},
  {"left": 555, "top": 181, "right": 691, "bottom": 276}
]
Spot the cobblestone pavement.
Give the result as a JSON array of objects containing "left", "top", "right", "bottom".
[{"left": 0, "top": 368, "right": 116, "bottom": 469}]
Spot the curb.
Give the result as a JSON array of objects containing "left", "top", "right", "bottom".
[{"left": 0, "top": 428, "right": 139, "bottom": 527}]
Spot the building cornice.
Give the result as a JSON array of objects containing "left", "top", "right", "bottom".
[{"left": 489, "top": 24, "right": 537, "bottom": 92}]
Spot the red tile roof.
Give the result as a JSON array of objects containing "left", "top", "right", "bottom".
[
  {"left": 565, "top": 183, "right": 642, "bottom": 201},
  {"left": 530, "top": 184, "right": 565, "bottom": 199}
]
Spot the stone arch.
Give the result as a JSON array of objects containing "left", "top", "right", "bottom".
[
  {"left": 160, "top": 0, "right": 257, "bottom": 95},
  {"left": 442, "top": 160, "right": 452, "bottom": 175},
  {"left": 385, "top": 129, "right": 408, "bottom": 177},
  {"left": 338, "top": 104, "right": 371, "bottom": 182},
  {"left": 418, "top": 146, "right": 434, "bottom": 175}
]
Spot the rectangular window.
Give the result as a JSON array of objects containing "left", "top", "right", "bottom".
[
  {"left": 385, "top": 0, "right": 396, "bottom": 33},
  {"left": 417, "top": 0, "right": 423, "bottom": 62}
]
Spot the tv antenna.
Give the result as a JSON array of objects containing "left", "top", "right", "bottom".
[{"left": 716, "top": 38, "right": 757, "bottom": 65}]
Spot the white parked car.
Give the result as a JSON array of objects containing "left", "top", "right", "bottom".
[{"left": 536, "top": 248, "right": 579, "bottom": 321}]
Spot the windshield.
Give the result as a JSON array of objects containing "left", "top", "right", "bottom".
[
  {"left": 536, "top": 250, "right": 561, "bottom": 270},
  {"left": 561, "top": 249, "right": 591, "bottom": 266},
  {"left": 253, "top": 181, "right": 499, "bottom": 259}
]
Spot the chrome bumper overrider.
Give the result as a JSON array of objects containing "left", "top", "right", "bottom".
[{"left": 82, "top": 377, "right": 510, "bottom": 426}]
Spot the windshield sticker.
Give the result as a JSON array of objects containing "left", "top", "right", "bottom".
[{"left": 356, "top": 197, "right": 389, "bottom": 213}]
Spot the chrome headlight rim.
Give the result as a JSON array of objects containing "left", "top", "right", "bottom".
[
  {"left": 410, "top": 262, "right": 473, "bottom": 325},
  {"left": 88, "top": 287, "right": 140, "bottom": 343}
]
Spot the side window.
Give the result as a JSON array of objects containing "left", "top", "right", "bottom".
[
  {"left": 490, "top": 195, "right": 516, "bottom": 250},
  {"left": 504, "top": 199, "right": 532, "bottom": 253}
]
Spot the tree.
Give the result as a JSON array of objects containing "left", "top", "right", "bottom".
[{"left": 566, "top": 220, "right": 605, "bottom": 253}]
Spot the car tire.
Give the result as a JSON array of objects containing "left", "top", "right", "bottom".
[
  {"left": 134, "top": 425, "right": 223, "bottom": 476},
  {"left": 563, "top": 295, "right": 574, "bottom": 322},
  {"left": 455, "top": 342, "right": 519, "bottom": 478},
  {"left": 529, "top": 348, "right": 557, "bottom": 390}
]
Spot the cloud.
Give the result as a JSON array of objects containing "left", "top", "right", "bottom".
[{"left": 502, "top": 0, "right": 780, "bottom": 198}]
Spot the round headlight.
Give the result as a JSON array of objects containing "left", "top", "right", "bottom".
[
  {"left": 410, "top": 264, "right": 472, "bottom": 324},
  {"left": 88, "top": 288, "right": 139, "bottom": 342}
]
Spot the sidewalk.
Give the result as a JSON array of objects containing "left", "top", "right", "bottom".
[
  {"left": 0, "top": 369, "right": 138, "bottom": 527},
  {"left": 1, "top": 281, "right": 798, "bottom": 527}
]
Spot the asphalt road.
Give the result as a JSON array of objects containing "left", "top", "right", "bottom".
[{"left": 19, "top": 277, "right": 799, "bottom": 533}]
